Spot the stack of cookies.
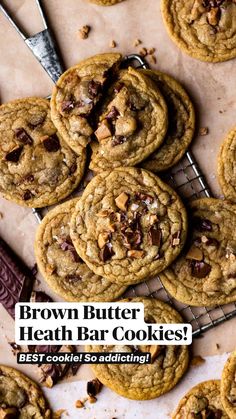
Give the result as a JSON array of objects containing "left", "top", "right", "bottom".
[{"left": 0, "top": 52, "right": 236, "bottom": 402}]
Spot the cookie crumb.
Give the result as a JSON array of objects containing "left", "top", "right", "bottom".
[
  {"left": 110, "top": 40, "right": 117, "bottom": 48},
  {"left": 199, "top": 127, "right": 209, "bottom": 136},
  {"left": 133, "top": 39, "right": 142, "bottom": 47},
  {"left": 75, "top": 400, "right": 84, "bottom": 409},
  {"left": 52, "top": 409, "right": 67, "bottom": 419},
  {"left": 149, "top": 55, "right": 157, "bottom": 64},
  {"left": 88, "top": 395, "right": 97, "bottom": 404},
  {"left": 216, "top": 343, "right": 220, "bottom": 349},
  {"left": 78, "top": 25, "right": 91, "bottom": 39},
  {"left": 191, "top": 355, "right": 205, "bottom": 367},
  {"left": 148, "top": 47, "right": 156, "bottom": 55},
  {"left": 0, "top": 212, "right": 3, "bottom": 219},
  {"left": 139, "top": 47, "right": 147, "bottom": 57}
]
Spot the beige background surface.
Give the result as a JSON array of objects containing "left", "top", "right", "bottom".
[{"left": 0, "top": 0, "right": 236, "bottom": 413}]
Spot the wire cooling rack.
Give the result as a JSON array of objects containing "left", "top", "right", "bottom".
[{"left": 33, "top": 54, "right": 236, "bottom": 337}]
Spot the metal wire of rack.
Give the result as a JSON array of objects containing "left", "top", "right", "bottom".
[{"left": 32, "top": 54, "right": 236, "bottom": 337}]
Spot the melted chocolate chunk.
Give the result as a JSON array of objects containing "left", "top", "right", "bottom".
[
  {"left": 203, "top": 0, "right": 224, "bottom": 8},
  {"left": 42, "top": 134, "right": 60, "bottom": 152},
  {"left": 100, "top": 243, "right": 114, "bottom": 262},
  {"left": 24, "top": 174, "right": 34, "bottom": 183},
  {"left": 149, "top": 226, "right": 161, "bottom": 246},
  {"left": 106, "top": 106, "right": 120, "bottom": 121},
  {"left": 194, "top": 217, "right": 212, "bottom": 232},
  {"left": 9, "top": 342, "right": 21, "bottom": 350},
  {"left": 69, "top": 162, "right": 77, "bottom": 175},
  {"left": 28, "top": 113, "right": 46, "bottom": 129},
  {"left": 5, "top": 146, "right": 23, "bottom": 163},
  {"left": 87, "top": 378, "right": 102, "bottom": 397},
  {"left": 61, "top": 100, "right": 75, "bottom": 113},
  {"left": 205, "top": 237, "right": 219, "bottom": 247},
  {"left": 66, "top": 274, "right": 82, "bottom": 283},
  {"left": 88, "top": 80, "right": 102, "bottom": 98},
  {"left": 190, "top": 260, "right": 211, "bottom": 278},
  {"left": 23, "top": 189, "right": 32, "bottom": 201},
  {"left": 135, "top": 192, "right": 154, "bottom": 205},
  {"left": 111, "top": 135, "right": 127, "bottom": 147},
  {"left": 15, "top": 128, "right": 33, "bottom": 145}
]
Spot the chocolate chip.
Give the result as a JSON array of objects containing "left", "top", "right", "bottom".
[
  {"left": 191, "top": 260, "right": 211, "bottom": 278},
  {"left": 88, "top": 80, "right": 102, "bottom": 98},
  {"left": 144, "top": 316, "right": 156, "bottom": 324},
  {"left": 66, "top": 275, "right": 82, "bottom": 283},
  {"left": 61, "top": 100, "right": 75, "bottom": 113},
  {"left": 194, "top": 217, "right": 212, "bottom": 232},
  {"left": 31, "top": 263, "right": 38, "bottom": 276},
  {"left": 135, "top": 191, "right": 154, "bottom": 205},
  {"left": 69, "top": 162, "right": 77, "bottom": 175},
  {"left": 106, "top": 106, "right": 120, "bottom": 121},
  {"left": 111, "top": 135, "right": 127, "bottom": 146},
  {"left": 9, "top": 342, "right": 21, "bottom": 350},
  {"left": 15, "top": 128, "right": 33, "bottom": 145},
  {"left": 23, "top": 189, "right": 32, "bottom": 201},
  {"left": 100, "top": 243, "right": 114, "bottom": 262},
  {"left": 148, "top": 226, "right": 161, "bottom": 246},
  {"left": 28, "top": 113, "right": 46, "bottom": 129},
  {"left": 87, "top": 378, "right": 102, "bottom": 397},
  {"left": 5, "top": 146, "right": 23, "bottom": 163},
  {"left": 30, "top": 291, "right": 53, "bottom": 303},
  {"left": 42, "top": 134, "right": 60, "bottom": 152},
  {"left": 24, "top": 174, "right": 34, "bottom": 183}
]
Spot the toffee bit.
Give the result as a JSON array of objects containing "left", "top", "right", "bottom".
[
  {"left": 133, "top": 39, "right": 142, "bottom": 47},
  {"left": 191, "top": 355, "right": 206, "bottom": 367},
  {"left": 78, "top": 25, "right": 91, "bottom": 39},
  {"left": 139, "top": 47, "right": 147, "bottom": 57},
  {"left": 0, "top": 212, "right": 3, "bottom": 220},
  {"left": 75, "top": 400, "right": 84, "bottom": 409},
  {"left": 149, "top": 55, "right": 157, "bottom": 64},
  {"left": 199, "top": 127, "right": 209, "bottom": 136},
  {"left": 109, "top": 40, "right": 117, "bottom": 48}
]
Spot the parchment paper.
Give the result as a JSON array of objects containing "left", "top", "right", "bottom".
[{"left": 0, "top": 0, "right": 236, "bottom": 403}]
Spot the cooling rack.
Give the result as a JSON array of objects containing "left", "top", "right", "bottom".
[{"left": 30, "top": 53, "right": 236, "bottom": 337}]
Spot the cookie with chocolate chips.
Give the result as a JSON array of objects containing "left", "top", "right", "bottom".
[
  {"left": 35, "top": 199, "right": 126, "bottom": 301},
  {"left": 0, "top": 97, "right": 86, "bottom": 207},
  {"left": 141, "top": 70, "right": 195, "bottom": 172},
  {"left": 161, "top": 0, "right": 236, "bottom": 62},
  {"left": 51, "top": 53, "right": 122, "bottom": 155},
  {"left": 221, "top": 350, "right": 236, "bottom": 418},
  {"left": 0, "top": 365, "right": 51, "bottom": 418},
  {"left": 70, "top": 167, "right": 187, "bottom": 286},
  {"left": 89, "top": 67, "right": 168, "bottom": 172},
  {"left": 160, "top": 198, "right": 236, "bottom": 306},
  {"left": 173, "top": 380, "right": 228, "bottom": 418},
  {"left": 218, "top": 127, "right": 236, "bottom": 203},
  {"left": 86, "top": 297, "right": 189, "bottom": 400}
]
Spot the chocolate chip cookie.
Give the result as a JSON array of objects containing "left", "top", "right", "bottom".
[
  {"left": 160, "top": 198, "right": 236, "bottom": 306},
  {"left": 86, "top": 297, "right": 189, "bottom": 400},
  {"left": 50, "top": 53, "right": 122, "bottom": 155},
  {"left": 88, "top": 0, "right": 124, "bottom": 4},
  {"left": 221, "top": 351, "right": 236, "bottom": 418},
  {"left": 70, "top": 167, "right": 187, "bottom": 286},
  {"left": 89, "top": 67, "right": 168, "bottom": 172},
  {"left": 0, "top": 365, "right": 51, "bottom": 418},
  {"left": 35, "top": 199, "right": 126, "bottom": 301},
  {"left": 161, "top": 0, "right": 236, "bottom": 62},
  {"left": 173, "top": 380, "right": 228, "bottom": 418},
  {"left": 218, "top": 127, "right": 236, "bottom": 203},
  {"left": 141, "top": 70, "right": 195, "bottom": 172},
  {"left": 0, "top": 97, "right": 86, "bottom": 208}
]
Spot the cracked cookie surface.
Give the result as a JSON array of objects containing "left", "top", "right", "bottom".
[
  {"left": 0, "top": 98, "right": 86, "bottom": 208},
  {"left": 141, "top": 70, "right": 195, "bottom": 172},
  {"left": 218, "top": 127, "right": 236, "bottom": 203},
  {"left": 35, "top": 199, "right": 126, "bottom": 301},
  {"left": 161, "top": 0, "right": 236, "bottom": 62},
  {"left": 70, "top": 167, "right": 187, "bottom": 286},
  {"left": 89, "top": 67, "right": 168, "bottom": 172},
  {"left": 86, "top": 297, "right": 189, "bottom": 400},
  {"left": 0, "top": 365, "right": 51, "bottom": 418},
  {"left": 173, "top": 380, "right": 228, "bottom": 418},
  {"left": 160, "top": 198, "right": 236, "bottom": 306},
  {"left": 221, "top": 351, "right": 236, "bottom": 418},
  {"left": 50, "top": 53, "right": 122, "bottom": 155}
]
